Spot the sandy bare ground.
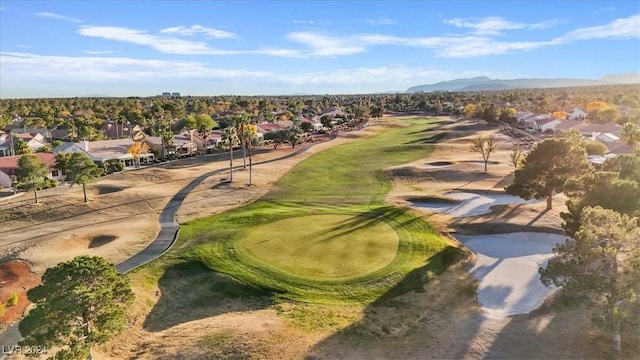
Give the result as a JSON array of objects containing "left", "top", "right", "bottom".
[{"left": 1, "top": 117, "right": 638, "bottom": 359}]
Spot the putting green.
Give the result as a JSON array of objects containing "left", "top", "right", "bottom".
[{"left": 239, "top": 214, "right": 399, "bottom": 281}]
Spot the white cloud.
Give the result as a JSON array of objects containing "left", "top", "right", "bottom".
[
  {"left": 363, "top": 18, "right": 396, "bottom": 26},
  {"left": 78, "top": 26, "right": 215, "bottom": 54},
  {"left": 78, "top": 26, "right": 299, "bottom": 57},
  {"left": 444, "top": 16, "right": 565, "bottom": 35},
  {"left": 17, "top": 44, "right": 33, "bottom": 49},
  {"left": 0, "top": 52, "right": 509, "bottom": 95},
  {"left": 354, "top": 33, "right": 557, "bottom": 57},
  {"left": 291, "top": 13, "right": 639, "bottom": 58},
  {"left": 82, "top": 50, "right": 120, "bottom": 55},
  {"left": 291, "top": 19, "right": 334, "bottom": 26},
  {"left": 445, "top": 17, "right": 525, "bottom": 35},
  {"left": 160, "top": 25, "right": 237, "bottom": 39},
  {"left": 292, "top": 20, "right": 315, "bottom": 24},
  {"left": 0, "top": 52, "right": 271, "bottom": 82},
  {"left": 563, "top": 13, "right": 640, "bottom": 40},
  {"left": 286, "top": 32, "right": 365, "bottom": 56},
  {"left": 35, "top": 12, "right": 82, "bottom": 23},
  {"left": 60, "top": 14, "right": 640, "bottom": 61}
]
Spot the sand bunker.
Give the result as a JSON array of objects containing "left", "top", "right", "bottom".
[
  {"left": 410, "top": 191, "right": 540, "bottom": 217},
  {"left": 424, "top": 161, "right": 453, "bottom": 169},
  {"left": 454, "top": 232, "right": 567, "bottom": 317}
]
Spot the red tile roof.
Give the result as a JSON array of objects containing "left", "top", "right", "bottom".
[{"left": 0, "top": 153, "right": 57, "bottom": 176}]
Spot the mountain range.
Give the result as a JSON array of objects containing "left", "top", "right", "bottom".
[{"left": 405, "top": 72, "right": 640, "bottom": 93}]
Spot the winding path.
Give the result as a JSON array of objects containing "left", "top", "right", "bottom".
[{"left": 0, "top": 142, "right": 320, "bottom": 356}]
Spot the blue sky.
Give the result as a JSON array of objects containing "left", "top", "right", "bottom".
[{"left": 1, "top": 1, "right": 639, "bottom": 98}]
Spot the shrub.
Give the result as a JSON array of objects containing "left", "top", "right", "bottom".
[
  {"left": 584, "top": 141, "right": 608, "bottom": 155},
  {"left": 0, "top": 303, "right": 6, "bottom": 316},
  {"left": 7, "top": 292, "right": 18, "bottom": 307},
  {"left": 103, "top": 159, "right": 125, "bottom": 174}
]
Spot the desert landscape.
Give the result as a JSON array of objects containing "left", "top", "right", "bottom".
[{"left": 1, "top": 115, "right": 638, "bottom": 359}]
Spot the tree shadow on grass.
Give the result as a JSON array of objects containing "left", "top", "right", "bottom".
[
  {"left": 373, "top": 246, "right": 465, "bottom": 306},
  {"left": 405, "top": 132, "right": 447, "bottom": 144},
  {"left": 142, "top": 260, "right": 273, "bottom": 332},
  {"left": 316, "top": 207, "right": 407, "bottom": 241}
]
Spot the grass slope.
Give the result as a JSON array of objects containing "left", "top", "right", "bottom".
[{"left": 174, "top": 117, "right": 458, "bottom": 304}]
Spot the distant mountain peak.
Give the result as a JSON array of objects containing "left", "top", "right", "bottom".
[{"left": 406, "top": 72, "right": 640, "bottom": 93}]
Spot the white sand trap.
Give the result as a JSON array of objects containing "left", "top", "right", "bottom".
[
  {"left": 411, "top": 191, "right": 540, "bottom": 217},
  {"left": 455, "top": 232, "right": 568, "bottom": 317}
]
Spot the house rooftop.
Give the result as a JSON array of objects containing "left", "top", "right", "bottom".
[{"left": 0, "top": 153, "right": 57, "bottom": 176}]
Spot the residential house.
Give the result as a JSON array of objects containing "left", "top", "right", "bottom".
[
  {"left": 187, "top": 130, "right": 224, "bottom": 153},
  {"left": 604, "top": 141, "right": 635, "bottom": 155},
  {"left": 8, "top": 127, "right": 52, "bottom": 139},
  {"left": 534, "top": 117, "right": 562, "bottom": 133},
  {"left": 0, "top": 132, "right": 13, "bottom": 157},
  {"left": 0, "top": 153, "right": 64, "bottom": 188},
  {"left": 300, "top": 116, "right": 324, "bottom": 132},
  {"left": 50, "top": 128, "right": 71, "bottom": 141},
  {"left": 53, "top": 139, "right": 154, "bottom": 167},
  {"left": 256, "top": 123, "right": 284, "bottom": 136},
  {"left": 572, "top": 123, "right": 622, "bottom": 139},
  {"left": 568, "top": 108, "right": 588, "bottom": 121},
  {"left": 553, "top": 119, "right": 584, "bottom": 133},
  {"left": 517, "top": 114, "right": 550, "bottom": 130},
  {"left": 146, "top": 134, "right": 198, "bottom": 158},
  {"left": 13, "top": 132, "right": 50, "bottom": 153}
]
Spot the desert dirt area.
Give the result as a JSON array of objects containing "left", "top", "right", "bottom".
[{"left": 1, "top": 116, "right": 638, "bottom": 359}]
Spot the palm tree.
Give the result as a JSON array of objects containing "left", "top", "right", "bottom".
[
  {"left": 159, "top": 127, "right": 174, "bottom": 159},
  {"left": 621, "top": 122, "right": 640, "bottom": 147},
  {"left": 220, "top": 127, "right": 239, "bottom": 182},
  {"left": 232, "top": 112, "right": 253, "bottom": 169}
]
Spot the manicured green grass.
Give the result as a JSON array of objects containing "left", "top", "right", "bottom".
[
  {"left": 241, "top": 214, "right": 399, "bottom": 280},
  {"left": 170, "top": 117, "right": 460, "bottom": 304}
]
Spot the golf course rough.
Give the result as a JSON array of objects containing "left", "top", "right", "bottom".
[{"left": 181, "top": 117, "right": 459, "bottom": 304}]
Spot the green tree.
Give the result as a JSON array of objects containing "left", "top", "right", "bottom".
[
  {"left": 19, "top": 256, "right": 135, "bottom": 359},
  {"left": 371, "top": 106, "right": 384, "bottom": 122},
  {"left": 55, "top": 152, "right": 73, "bottom": 176},
  {"left": 35, "top": 144, "right": 52, "bottom": 153},
  {"left": 621, "top": 122, "right": 640, "bottom": 147},
  {"left": 13, "top": 138, "right": 32, "bottom": 155},
  {"left": 320, "top": 115, "right": 334, "bottom": 129},
  {"left": 469, "top": 135, "right": 497, "bottom": 172},
  {"left": 300, "top": 121, "right": 313, "bottom": 132},
  {"left": 287, "top": 127, "right": 303, "bottom": 149},
  {"left": 602, "top": 150, "right": 640, "bottom": 181},
  {"left": 158, "top": 125, "right": 174, "bottom": 158},
  {"left": 505, "top": 137, "right": 592, "bottom": 210},
  {"left": 562, "top": 171, "right": 640, "bottom": 236},
  {"left": 220, "top": 127, "right": 239, "bottom": 182},
  {"left": 15, "top": 153, "right": 49, "bottom": 203},
  {"left": 583, "top": 141, "right": 608, "bottom": 156},
  {"left": 540, "top": 207, "right": 640, "bottom": 352},
  {"left": 196, "top": 114, "right": 217, "bottom": 151},
  {"left": 66, "top": 153, "right": 103, "bottom": 202},
  {"left": 264, "top": 129, "right": 287, "bottom": 149}
]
